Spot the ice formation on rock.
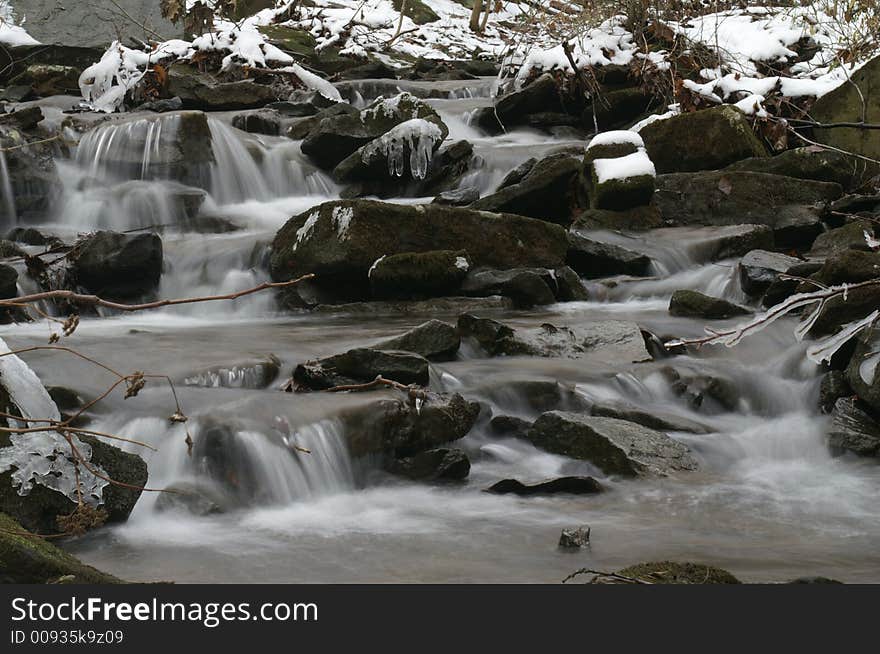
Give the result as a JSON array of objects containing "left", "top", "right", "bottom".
[{"left": 361, "top": 119, "right": 443, "bottom": 179}]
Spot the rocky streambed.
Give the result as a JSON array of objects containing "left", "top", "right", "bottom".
[{"left": 0, "top": 34, "right": 879, "bottom": 583}]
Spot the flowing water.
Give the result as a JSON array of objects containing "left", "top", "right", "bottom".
[{"left": 4, "top": 79, "right": 880, "bottom": 583}]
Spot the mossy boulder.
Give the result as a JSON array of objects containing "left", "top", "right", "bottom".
[
  {"left": 269, "top": 200, "right": 568, "bottom": 299},
  {"left": 640, "top": 105, "right": 767, "bottom": 173},
  {"left": 0, "top": 513, "right": 123, "bottom": 584},
  {"left": 725, "top": 146, "right": 863, "bottom": 189},
  {"left": 392, "top": 0, "right": 440, "bottom": 24},
  {"left": 812, "top": 55, "right": 880, "bottom": 163},
  {"left": 257, "top": 25, "right": 318, "bottom": 58},
  {"left": 669, "top": 289, "right": 751, "bottom": 320},
  {"left": 370, "top": 250, "right": 470, "bottom": 300},
  {"left": 471, "top": 153, "right": 582, "bottom": 225},
  {"left": 613, "top": 561, "right": 740, "bottom": 584},
  {"left": 301, "top": 93, "right": 447, "bottom": 170}
]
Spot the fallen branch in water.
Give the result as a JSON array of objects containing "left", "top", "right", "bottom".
[
  {"left": 562, "top": 568, "right": 651, "bottom": 584},
  {"left": 0, "top": 274, "right": 316, "bottom": 314}
]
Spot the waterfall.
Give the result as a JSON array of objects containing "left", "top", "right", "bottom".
[{"left": 0, "top": 149, "right": 17, "bottom": 227}]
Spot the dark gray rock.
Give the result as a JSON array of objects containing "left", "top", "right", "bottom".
[
  {"left": 654, "top": 171, "right": 841, "bottom": 247},
  {"left": 827, "top": 397, "right": 880, "bottom": 457},
  {"left": 558, "top": 525, "right": 592, "bottom": 548},
  {"left": 340, "top": 392, "right": 480, "bottom": 458},
  {"left": 69, "top": 231, "right": 162, "bottom": 300},
  {"left": 432, "top": 187, "right": 480, "bottom": 206},
  {"left": 167, "top": 63, "right": 281, "bottom": 111},
  {"left": 487, "top": 476, "right": 603, "bottom": 495},
  {"left": 231, "top": 109, "right": 283, "bottom": 136},
  {"left": 554, "top": 266, "right": 590, "bottom": 301},
  {"left": 526, "top": 412, "right": 698, "bottom": 477},
  {"left": 369, "top": 250, "right": 470, "bottom": 300},
  {"left": 470, "top": 153, "right": 581, "bottom": 225},
  {"left": 489, "top": 415, "right": 533, "bottom": 440},
  {"left": 460, "top": 268, "right": 557, "bottom": 308},
  {"left": 458, "top": 315, "right": 652, "bottom": 362},
  {"left": 302, "top": 92, "right": 447, "bottom": 170},
  {"left": 725, "top": 146, "right": 862, "bottom": 189},
  {"left": 293, "top": 348, "right": 430, "bottom": 390},
  {"left": 375, "top": 320, "right": 461, "bottom": 361},
  {"left": 738, "top": 250, "right": 801, "bottom": 296},
  {"left": 669, "top": 290, "right": 751, "bottom": 320},
  {"left": 845, "top": 327, "right": 880, "bottom": 414},
  {"left": 154, "top": 482, "right": 229, "bottom": 516},
  {"left": 590, "top": 402, "right": 711, "bottom": 434},
  {"left": 640, "top": 105, "right": 767, "bottom": 173},
  {"left": 566, "top": 232, "right": 652, "bottom": 278},
  {"left": 386, "top": 448, "right": 470, "bottom": 481},
  {"left": 819, "top": 371, "right": 851, "bottom": 414}
]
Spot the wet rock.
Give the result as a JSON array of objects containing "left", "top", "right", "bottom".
[
  {"left": 0, "top": 121, "right": 60, "bottom": 220},
  {"left": 489, "top": 415, "right": 533, "bottom": 439},
  {"left": 0, "top": 513, "right": 122, "bottom": 584},
  {"left": 806, "top": 250, "right": 880, "bottom": 288},
  {"left": 566, "top": 232, "right": 652, "bottom": 278},
  {"left": 0, "top": 431, "right": 148, "bottom": 535},
  {"left": 819, "top": 371, "right": 851, "bottom": 414},
  {"left": 590, "top": 402, "right": 711, "bottom": 434},
  {"left": 587, "top": 87, "right": 660, "bottom": 131},
  {"left": 179, "top": 214, "right": 242, "bottom": 234},
  {"left": 827, "top": 397, "right": 880, "bottom": 457},
  {"left": 154, "top": 481, "right": 228, "bottom": 516},
  {"left": 286, "top": 102, "right": 358, "bottom": 139},
  {"left": 461, "top": 268, "right": 557, "bottom": 308},
  {"left": 487, "top": 476, "right": 603, "bottom": 496},
  {"left": 68, "top": 231, "right": 163, "bottom": 300},
  {"left": 499, "top": 158, "right": 537, "bottom": 189},
  {"left": 472, "top": 74, "right": 563, "bottom": 134},
  {"left": 660, "top": 224, "right": 775, "bottom": 262},
  {"left": 612, "top": 561, "right": 740, "bottom": 584},
  {"left": 7, "top": 227, "right": 53, "bottom": 246},
  {"left": 369, "top": 250, "right": 470, "bottom": 300},
  {"left": 554, "top": 265, "right": 590, "bottom": 301},
  {"left": 477, "top": 379, "right": 588, "bottom": 414},
  {"left": 787, "top": 576, "right": 844, "bottom": 584},
  {"left": 386, "top": 448, "right": 470, "bottom": 481},
  {"left": 669, "top": 290, "right": 750, "bottom": 320},
  {"left": 558, "top": 525, "right": 592, "bottom": 548},
  {"left": 8, "top": 64, "right": 81, "bottom": 97},
  {"left": 167, "top": 63, "right": 281, "bottom": 110},
  {"left": 301, "top": 92, "right": 447, "bottom": 170},
  {"left": 762, "top": 261, "right": 823, "bottom": 307},
  {"left": 660, "top": 367, "right": 743, "bottom": 413},
  {"left": 470, "top": 153, "right": 581, "bottom": 225},
  {"left": 808, "top": 219, "right": 876, "bottom": 257},
  {"left": 738, "top": 250, "right": 801, "bottom": 296},
  {"left": 526, "top": 412, "right": 698, "bottom": 477},
  {"left": 0, "top": 240, "right": 25, "bottom": 259},
  {"left": 458, "top": 315, "right": 652, "bottom": 363},
  {"left": 433, "top": 186, "right": 480, "bottom": 206},
  {"left": 573, "top": 204, "right": 665, "bottom": 231},
  {"left": 340, "top": 392, "right": 480, "bottom": 458},
  {"left": 293, "top": 348, "right": 430, "bottom": 390},
  {"left": 811, "top": 54, "right": 880, "bottom": 161},
  {"left": 725, "top": 146, "right": 862, "bottom": 189},
  {"left": 810, "top": 283, "right": 880, "bottom": 335},
  {"left": 182, "top": 355, "right": 281, "bottom": 390},
  {"left": 136, "top": 96, "right": 184, "bottom": 113},
  {"left": 45, "top": 387, "right": 84, "bottom": 413},
  {"left": 338, "top": 60, "right": 400, "bottom": 80},
  {"left": 269, "top": 200, "right": 568, "bottom": 300},
  {"left": 314, "top": 296, "right": 514, "bottom": 315},
  {"left": 231, "top": 109, "right": 283, "bottom": 136},
  {"left": 654, "top": 171, "right": 840, "bottom": 248},
  {"left": 375, "top": 320, "right": 461, "bottom": 361},
  {"left": 845, "top": 327, "right": 880, "bottom": 414},
  {"left": 0, "top": 264, "right": 18, "bottom": 301},
  {"left": 640, "top": 105, "right": 767, "bottom": 173}
]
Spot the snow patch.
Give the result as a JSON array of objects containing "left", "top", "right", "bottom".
[
  {"left": 593, "top": 150, "right": 656, "bottom": 184},
  {"left": 293, "top": 211, "right": 320, "bottom": 250},
  {"left": 332, "top": 206, "right": 354, "bottom": 240},
  {"left": 588, "top": 130, "right": 645, "bottom": 150}
]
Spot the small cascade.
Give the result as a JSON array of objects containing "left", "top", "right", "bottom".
[{"left": 0, "top": 149, "right": 17, "bottom": 227}]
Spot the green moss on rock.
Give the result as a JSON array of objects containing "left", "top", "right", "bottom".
[
  {"left": 0, "top": 513, "right": 123, "bottom": 584},
  {"left": 616, "top": 561, "right": 741, "bottom": 584}
]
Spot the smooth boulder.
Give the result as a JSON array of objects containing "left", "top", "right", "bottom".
[
  {"left": 69, "top": 231, "right": 163, "bottom": 300},
  {"left": 375, "top": 320, "right": 461, "bottom": 361},
  {"left": 526, "top": 412, "right": 698, "bottom": 477}
]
